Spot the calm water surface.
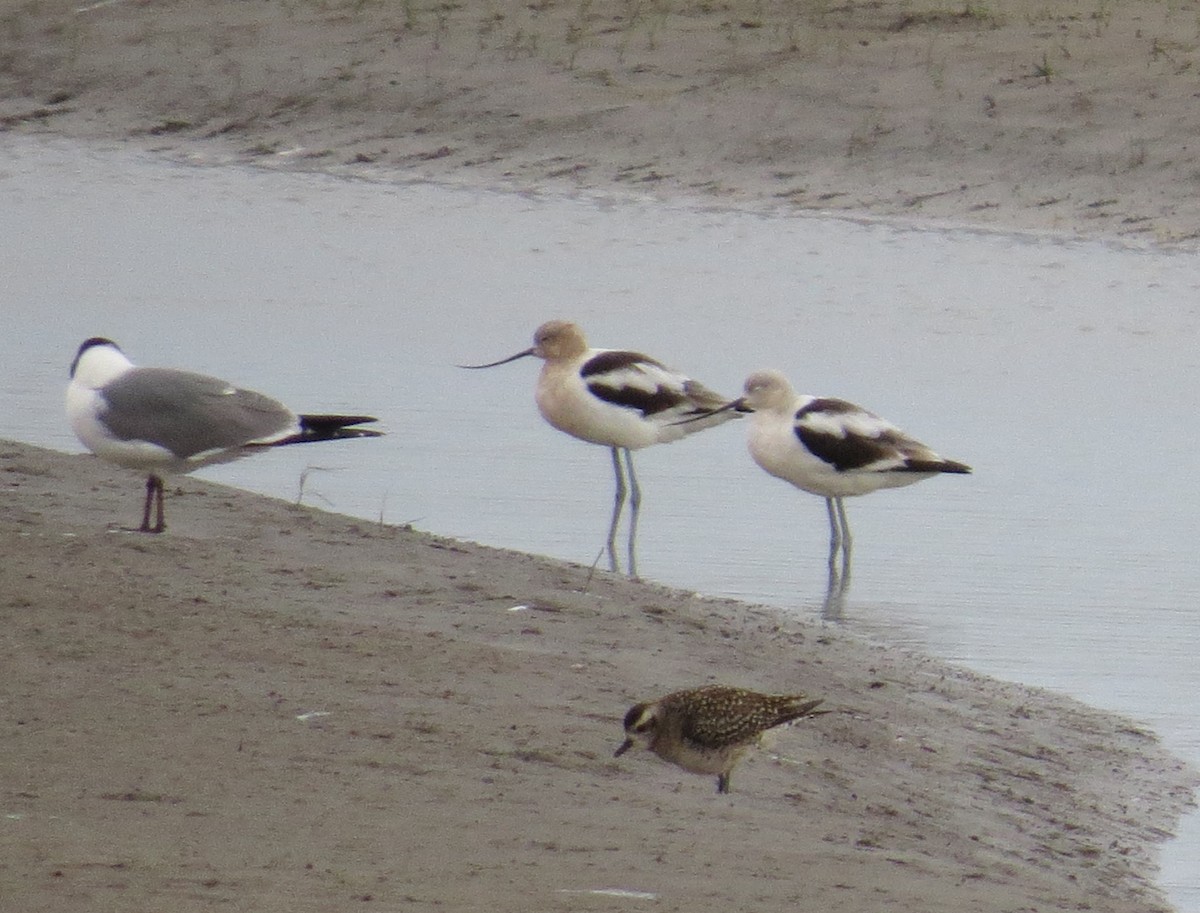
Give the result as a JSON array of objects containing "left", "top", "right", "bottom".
[{"left": 2, "top": 137, "right": 1198, "bottom": 908}]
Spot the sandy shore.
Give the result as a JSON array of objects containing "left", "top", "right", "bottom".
[
  {"left": 3, "top": 0, "right": 1200, "bottom": 243},
  {"left": 1, "top": 443, "right": 1197, "bottom": 911}
]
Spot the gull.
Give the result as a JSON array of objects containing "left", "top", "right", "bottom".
[
  {"left": 460, "top": 320, "right": 736, "bottom": 577},
  {"left": 717, "top": 369, "right": 970, "bottom": 575},
  {"left": 66, "top": 337, "right": 382, "bottom": 532}
]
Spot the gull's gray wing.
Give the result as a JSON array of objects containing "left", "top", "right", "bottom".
[{"left": 99, "top": 367, "right": 296, "bottom": 458}]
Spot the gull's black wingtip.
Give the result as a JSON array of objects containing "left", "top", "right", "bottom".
[{"left": 297, "top": 414, "right": 384, "bottom": 441}]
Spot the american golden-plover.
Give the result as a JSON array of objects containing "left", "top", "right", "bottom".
[{"left": 614, "top": 684, "right": 825, "bottom": 793}]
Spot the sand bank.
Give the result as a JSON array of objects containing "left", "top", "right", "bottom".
[
  {"left": 3, "top": 1, "right": 1200, "bottom": 243},
  {"left": 1, "top": 441, "right": 1196, "bottom": 911}
]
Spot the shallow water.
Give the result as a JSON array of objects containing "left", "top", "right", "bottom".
[{"left": 3, "top": 136, "right": 1198, "bottom": 908}]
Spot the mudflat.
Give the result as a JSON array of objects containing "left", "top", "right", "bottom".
[
  {"left": 1, "top": 443, "right": 1196, "bottom": 911},
  {"left": 3, "top": 1, "right": 1200, "bottom": 242}
]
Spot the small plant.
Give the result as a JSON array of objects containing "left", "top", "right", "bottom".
[
  {"left": 401, "top": 0, "right": 418, "bottom": 31},
  {"left": 565, "top": 1, "right": 593, "bottom": 70},
  {"left": 476, "top": 11, "right": 505, "bottom": 51},
  {"left": 296, "top": 466, "right": 337, "bottom": 507},
  {"left": 432, "top": 3, "right": 452, "bottom": 50},
  {"left": 1127, "top": 138, "right": 1148, "bottom": 170},
  {"left": 1032, "top": 52, "right": 1055, "bottom": 82}
]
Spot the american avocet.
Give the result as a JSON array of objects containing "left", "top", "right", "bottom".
[
  {"left": 461, "top": 320, "right": 736, "bottom": 577},
  {"left": 722, "top": 369, "right": 970, "bottom": 571},
  {"left": 66, "top": 337, "right": 382, "bottom": 533}
]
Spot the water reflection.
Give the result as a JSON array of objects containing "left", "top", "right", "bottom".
[{"left": 820, "top": 550, "right": 851, "bottom": 621}]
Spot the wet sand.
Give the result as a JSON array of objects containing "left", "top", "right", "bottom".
[
  {"left": 4, "top": 0, "right": 1200, "bottom": 243},
  {"left": 1, "top": 443, "right": 1196, "bottom": 911}
]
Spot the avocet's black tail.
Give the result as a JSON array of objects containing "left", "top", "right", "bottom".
[{"left": 902, "top": 457, "right": 972, "bottom": 474}]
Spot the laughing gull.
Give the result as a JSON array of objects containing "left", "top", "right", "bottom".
[{"left": 66, "top": 337, "right": 382, "bottom": 533}]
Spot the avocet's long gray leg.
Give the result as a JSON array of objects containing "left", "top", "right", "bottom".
[
  {"left": 607, "top": 446, "right": 628, "bottom": 573},
  {"left": 834, "top": 496, "right": 853, "bottom": 579},
  {"left": 820, "top": 496, "right": 853, "bottom": 618},
  {"left": 624, "top": 448, "right": 641, "bottom": 579},
  {"left": 824, "top": 497, "right": 841, "bottom": 569}
]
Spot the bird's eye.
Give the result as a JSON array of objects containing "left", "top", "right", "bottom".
[{"left": 635, "top": 720, "right": 656, "bottom": 733}]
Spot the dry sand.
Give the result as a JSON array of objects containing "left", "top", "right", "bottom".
[
  {"left": 4, "top": 0, "right": 1200, "bottom": 242},
  {"left": 2, "top": 441, "right": 1197, "bottom": 912},
  {"left": 3, "top": 1, "right": 1200, "bottom": 910}
]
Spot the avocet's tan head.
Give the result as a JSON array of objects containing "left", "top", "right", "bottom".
[
  {"left": 734, "top": 370, "right": 797, "bottom": 414},
  {"left": 530, "top": 320, "right": 588, "bottom": 361}
]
